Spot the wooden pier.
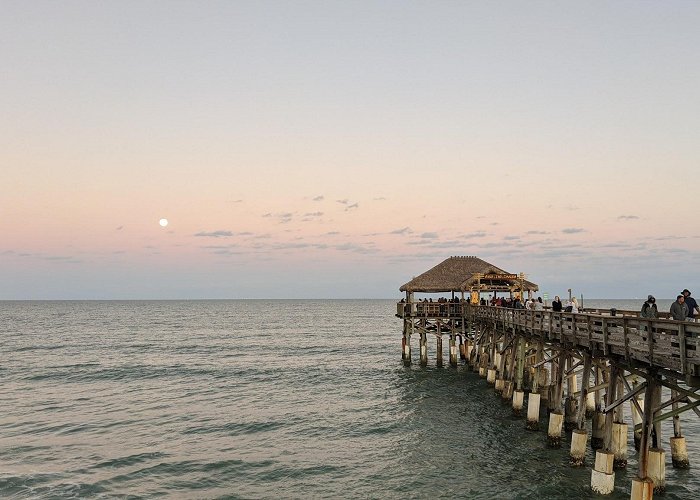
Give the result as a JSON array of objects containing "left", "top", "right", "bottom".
[{"left": 397, "top": 256, "right": 699, "bottom": 499}]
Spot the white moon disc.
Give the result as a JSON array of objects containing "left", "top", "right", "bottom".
[{"left": 159, "top": 218, "right": 169, "bottom": 227}]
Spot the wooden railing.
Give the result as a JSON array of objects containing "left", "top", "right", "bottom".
[
  {"left": 397, "top": 302, "right": 700, "bottom": 379},
  {"left": 476, "top": 306, "right": 700, "bottom": 378}
]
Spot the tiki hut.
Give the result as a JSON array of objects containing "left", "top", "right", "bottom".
[{"left": 400, "top": 256, "right": 538, "bottom": 298}]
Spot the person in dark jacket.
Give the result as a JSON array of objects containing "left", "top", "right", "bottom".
[
  {"left": 641, "top": 295, "right": 658, "bottom": 318},
  {"left": 551, "top": 296, "right": 563, "bottom": 312},
  {"left": 682, "top": 289, "right": 699, "bottom": 321}
]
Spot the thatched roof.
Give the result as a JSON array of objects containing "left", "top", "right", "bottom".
[{"left": 400, "top": 256, "right": 538, "bottom": 293}]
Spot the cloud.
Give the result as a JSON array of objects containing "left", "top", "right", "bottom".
[
  {"left": 420, "top": 232, "right": 438, "bottom": 239},
  {"left": 194, "top": 230, "right": 234, "bottom": 238},
  {"left": 345, "top": 202, "right": 359, "bottom": 211},
  {"left": 618, "top": 215, "right": 639, "bottom": 220},
  {"left": 391, "top": 227, "right": 412, "bottom": 235},
  {"left": 373, "top": 197, "right": 387, "bottom": 201},
  {"left": 116, "top": 226, "right": 123, "bottom": 231},
  {"left": 263, "top": 212, "right": 294, "bottom": 223},
  {"left": 312, "top": 195, "right": 324, "bottom": 201},
  {"left": 324, "top": 231, "right": 340, "bottom": 236},
  {"left": 304, "top": 212, "right": 324, "bottom": 217},
  {"left": 336, "top": 199, "right": 349, "bottom": 205},
  {"left": 561, "top": 228, "right": 585, "bottom": 234},
  {"left": 462, "top": 231, "right": 487, "bottom": 239},
  {"left": 526, "top": 230, "right": 550, "bottom": 235},
  {"left": 504, "top": 236, "right": 520, "bottom": 241},
  {"left": 334, "top": 242, "right": 379, "bottom": 254}
]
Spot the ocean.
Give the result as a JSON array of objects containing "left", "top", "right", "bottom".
[{"left": 0, "top": 300, "right": 697, "bottom": 499}]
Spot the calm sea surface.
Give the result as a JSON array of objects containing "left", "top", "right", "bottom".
[{"left": 1, "top": 300, "right": 697, "bottom": 499}]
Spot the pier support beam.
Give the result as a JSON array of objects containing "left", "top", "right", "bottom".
[
  {"left": 403, "top": 322, "right": 411, "bottom": 367},
  {"left": 636, "top": 371, "right": 661, "bottom": 496},
  {"left": 419, "top": 332, "right": 428, "bottom": 367},
  {"left": 449, "top": 334, "right": 457, "bottom": 367},
  {"left": 436, "top": 335, "right": 443, "bottom": 368}
]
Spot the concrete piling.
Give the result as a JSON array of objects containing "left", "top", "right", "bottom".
[
  {"left": 590, "top": 451, "right": 615, "bottom": 495},
  {"left": 647, "top": 448, "right": 665, "bottom": 493},
  {"left": 630, "top": 477, "right": 653, "bottom": 500},
  {"left": 570, "top": 429, "right": 588, "bottom": 466},
  {"left": 670, "top": 436, "right": 689, "bottom": 469},
  {"left": 526, "top": 392, "right": 540, "bottom": 430},
  {"left": 611, "top": 422, "right": 628, "bottom": 469},
  {"left": 512, "top": 390, "right": 524, "bottom": 416},
  {"left": 547, "top": 412, "right": 564, "bottom": 448}
]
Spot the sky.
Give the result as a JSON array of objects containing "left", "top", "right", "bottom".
[{"left": 1, "top": 1, "right": 699, "bottom": 299}]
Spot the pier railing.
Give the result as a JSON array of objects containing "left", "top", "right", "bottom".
[{"left": 397, "top": 302, "right": 700, "bottom": 378}]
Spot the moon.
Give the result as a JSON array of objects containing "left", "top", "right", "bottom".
[{"left": 159, "top": 218, "right": 169, "bottom": 227}]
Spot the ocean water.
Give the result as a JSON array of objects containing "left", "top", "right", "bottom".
[{"left": 0, "top": 300, "right": 697, "bottom": 499}]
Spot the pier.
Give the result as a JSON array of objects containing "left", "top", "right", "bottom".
[{"left": 397, "top": 256, "right": 699, "bottom": 499}]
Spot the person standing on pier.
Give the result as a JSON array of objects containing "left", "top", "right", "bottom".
[
  {"left": 551, "top": 296, "right": 563, "bottom": 312},
  {"left": 670, "top": 295, "right": 689, "bottom": 320},
  {"left": 641, "top": 295, "right": 658, "bottom": 318},
  {"left": 682, "top": 289, "right": 699, "bottom": 321}
]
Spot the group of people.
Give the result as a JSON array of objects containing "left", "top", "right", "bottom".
[
  {"left": 642, "top": 289, "right": 699, "bottom": 321},
  {"left": 488, "top": 295, "right": 579, "bottom": 312}
]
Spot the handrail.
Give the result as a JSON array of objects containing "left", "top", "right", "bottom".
[{"left": 396, "top": 302, "right": 700, "bottom": 378}]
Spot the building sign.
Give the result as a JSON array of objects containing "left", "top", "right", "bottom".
[{"left": 482, "top": 273, "right": 518, "bottom": 280}]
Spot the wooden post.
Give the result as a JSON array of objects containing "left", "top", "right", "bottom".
[
  {"left": 603, "top": 364, "right": 619, "bottom": 452},
  {"left": 449, "top": 333, "right": 457, "bottom": 367},
  {"left": 576, "top": 354, "right": 592, "bottom": 430},
  {"left": 670, "top": 389, "right": 690, "bottom": 468},
  {"left": 419, "top": 331, "right": 428, "bottom": 367},
  {"left": 436, "top": 334, "right": 443, "bottom": 368},
  {"left": 637, "top": 371, "right": 658, "bottom": 481}
]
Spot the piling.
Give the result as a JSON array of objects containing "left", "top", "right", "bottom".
[
  {"left": 611, "top": 422, "right": 627, "bottom": 469},
  {"left": 590, "top": 450, "right": 615, "bottom": 495},
  {"left": 586, "top": 392, "right": 595, "bottom": 418},
  {"left": 631, "top": 398, "right": 643, "bottom": 451},
  {"left": 630, "top": 477, "right": 653, "bottom": 500},
  {"left": 487, "top": 368, "right": 496, "bottom": 384},
  {"left": 547, "top": 412, "right": 563, "bottom": 448},
  {"left": 670, "top": 437, "right": 689, "bottom": 469},
  {"left": 670, "top": 389, "right": 690, "bottom": 468},
  {"left": 648, "top": 448, "right": 666, "bottom": 493},
  {"left": 494, "top": 378, "right": 505, "bottom": 394},
  {"left": 564, "top": 396, "right": 577, "bottom": 432},
  {"left": 449, "top": 334, "right": 457, "bottom": 366},
  {"left": 436, "top": 336, "right": 443, "bottom": 367},
  {"left": 512, "top": 390, "right": 524, "bottom": 416},
  {"left": 419, "top": 332, "right": 428, "bottom": 367},
  {"left": 502, "top": 380, "right": 513, "bottom": 401},
  {"left": 570, "top": 429, "right": 588, "bottom": 466},
  {"left": 526, "top": 392, "right": 540, "bottom": 430}
]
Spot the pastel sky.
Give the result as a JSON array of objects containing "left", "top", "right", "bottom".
[{"left": 2, "top": 1, "right": 699, "bottom": 299}]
